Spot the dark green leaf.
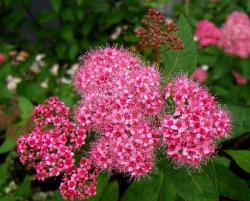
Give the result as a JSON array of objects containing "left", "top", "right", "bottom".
[
  {"left": 215, "top": 163, "right": 250, "bottom": 201},
  {"left": 51, "top": 0, "right": 61, "bottom": 12},
  {"left": 161, "top": 15, "right": 197, "bottom": 80},
  {"left": 122, "top": 169, "right": 176, "bottom": 201},
  {"left": 15, "top": 176, "right": 32, "bottom": 198},
  {"left": 17, "top": 82, "right": 47, "bottom": 103},
  {"left": 84, "top": 172, "right": 109, "bottom": 201},
  {"left": 18, "top": 97, "right": 33, "bottom": 121},
  {"left": 0, "top": 163, "right": 9, "bottom": 187},
  {"left": 169, "top": 165, "right": 219, "bottom": 201},
  {"left": 0, "top": 196, "right": 18, "bottom": 201},
  {"left": 38, "top": 11, "right": 57, "bottom": 23},
  {"left": 0, "top": 138, "right": 16, "bottom": 154},
  {"left": 100, "top": 181, "right": 119, "bottom": 201},
  {"left": 226, "top": 150, "right": 250, "bottom": 173},
  {"left": 227, "top": 104, "right": 250, "bottom": 138},
  {"left": 61, "top": 26, "right": 74, "bottom": 41}
]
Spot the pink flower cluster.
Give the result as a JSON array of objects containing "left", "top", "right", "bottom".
[
  {"left": 191, "top": 67, "right": 208, "bottom": 82},
  {"left": 218, "top": 12, "right": 250, "bottom": 58},
  {"left": 160, "top": 76, "right": 231, "bottom": 166},
  {"left": 74, "top": 48, "right": 163, "bottom": 177},
  {"left": 17, "top": 47, "right": 231, "bottom": 200},
  {"left": 195, "top": 20, "right": 221, "bottom": 47},
  {"left": 195, "top": 11, "right": 250, "bottom": 58},
  {"left": 17, "top": 97, "right": 93, "bottom": 199}
]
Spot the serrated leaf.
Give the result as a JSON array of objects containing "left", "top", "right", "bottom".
[
  {"left": 226, "top": 150, "right": 250, "bottom": 173},
  {"left": 18, "top": 97, "right": 33, "bottom": 121},
  {"left": 161, "top": 15, "right": 197, "bottom": 80},
  {"left": 0, "top": 138, "right": 16, "bottom": 154},
  {"left": 100, "top": 181, "right": 119, "bottom": 201},
  {"left": 51, "top": 0, "right": 61, "bottom": 12},
  {"left": 215, "top": 163, "right": 250, "bottom": 201},
  {"left": 227, "top": 104, "right": 250, "bottom": 138},
  {"left": 122, "top": 169, "right": 176, "bottom": 201}
]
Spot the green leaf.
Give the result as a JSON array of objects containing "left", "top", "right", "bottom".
[
  {"left": 17, "top": 82, "right": 47, "bottom": 103},
  {"left": 0, "top": 163, "right": 9, "bottom": 187},
  {"left": 0, "top": 196, "right": 18, "bottom": 201},
  {"left": 0, "top": 138, "right": 16, "bottom": 154},
  {"left": 52, "top": 191, "right": 64, "bottom": 201},
  {"left": 226, "top": 150, "right": 250, "bottom": 173},
  {"left": 100, "top": 181, "right": 119, "bottom": 201},
  {"left": 69, "top": 43, "right": 79, "bottom": 60},
  {"left": 38, "top": 10, "right": 57, "bottom": 23},
  {"left": 18, "top": 97, "right": 33, "bottom": 121},
  {"left": 170, "top": 165, "right": 219, "bottom": 201},
  {"left": 122, "top": 169, "right": 176, "bottom": 201},
  {"left": 227, "top": 104, "right": 250, "bottom": 138},
  {"left": 215, "top": 163, "right": 250, "bottom": 201},
  {"left": 51, "top": 0, "right": 61, "bottom": 12},
  {"left": 61, "top": 26, "right": 74, "bottom": 41},
  {"left": 85, "top": 172, "right": 109, "bottom": 201},
  {"left": 15, "top": 176, "right": 32, "bottom": 198},
  {"left": 161, "top": 15, "right": 197, "bottom": 80}
]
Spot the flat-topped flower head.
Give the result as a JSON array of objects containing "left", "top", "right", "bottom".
[
  {"left": 74, "top": 47, "right": 142, "bottom": 94},
  {"left": 160, "top": 76, "right": 231, "bottom": 166}
]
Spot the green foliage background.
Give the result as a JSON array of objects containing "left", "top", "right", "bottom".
[{"left": 0, "top": 0, "right": 250, "bottom": 201}]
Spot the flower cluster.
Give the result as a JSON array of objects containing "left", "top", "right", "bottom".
[
  {"left": 195, "top": 11, "right": 250, "bottom": 58},
  {"left": 17, "top": 47, "right": 231, "bottom": 200},
  {"left": 75, "top": 47, "right": 163, "bottom": 177},
  {"left": 17, "top": 97, "right": 96, "bottom": 200},
  {"left": 218, "top": 11, "right": 250, "bottom": 58},
  {"left": 59, "top": 158, "right": 99, "bottom": 200},
  {"left": 135, "top": 8, "right": 184, "bottom": 50},
  {"left": 191, "top": 67, "right": 208, "bottom": 82},
  {"left": 195, "top": 20, "right": 221, "bottom": 47},
  {"left": 160, "top": 76, "right": 231, "bottom": 166},
  {"left": 232, "top": 70, "right": 248, "bottom": 85}
]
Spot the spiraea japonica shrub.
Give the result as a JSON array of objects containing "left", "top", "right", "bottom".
[{"left": 17, "top": 9, "right": 231, "bottom": 200}]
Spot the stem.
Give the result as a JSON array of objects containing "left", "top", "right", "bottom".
[
  {"left": 153, "top": 49, "right": 160, "bottom": 67},
  {"left": 185, "top": 0, "right": 190, "bottom": 16}
]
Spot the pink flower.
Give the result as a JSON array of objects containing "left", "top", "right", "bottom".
[
  {"left": 195, "top": 20, "right": 221, "bottom": 47},
  {"left": 60, "top": 158, "right": 99, "bottom": 200},
  {"left": 17, "top": 97, "right": 87, "bottom": 181},
  {"left": 75, "top": 47, "right": 163, "bottom": 177},
  {"left": 160, "top": 76, "right": 231, "bottom": 166},
  {"left": 232, "top": 70, "right": 248, "bottom": 85},
  {"left": 191, "top": 67, "right": 208, "bottom": 82},
  {"left": 0, "top": 53, "right": 4, "bottom": 64},
  {"left": 217, "top": 11, "right": 250, "bottom": 58}
]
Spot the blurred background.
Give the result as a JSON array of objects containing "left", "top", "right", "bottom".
[{"left": 1, "top": 0, "right": 250, "bottom": 201}]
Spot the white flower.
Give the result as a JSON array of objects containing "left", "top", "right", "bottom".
[
  {"left": 201, "top": 64, "right": 209, "bottom": 71},
  {"left": 66, "top": 63, "right": 79, "bottom": 76},
  {"left": 40, "top": 79, "right": 49, "bottom": 89},
  {"left": 110, "top": 26, "right": 122, "bottom": 40},
  {"left": 50, "top": 64, "right": 59, "bottom": 76},
  {"left": 6, "top": 75, "right": 21, "bottom": 91}
]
